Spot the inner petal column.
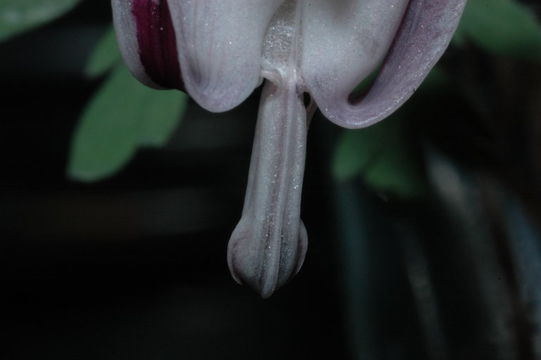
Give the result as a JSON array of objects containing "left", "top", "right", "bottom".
[{"left": 227, "top": 0, "right": 308, "bottom": 298}]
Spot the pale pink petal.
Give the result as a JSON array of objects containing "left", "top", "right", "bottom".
[
  {"left": 168, "top": 0, "right": 284, "bottom": 112},
  {"left": 227, "top": 81, "right": 308, "bottom": 299},
  {"left": 304, "top": 0, "right": 467, "bottom": 129}
]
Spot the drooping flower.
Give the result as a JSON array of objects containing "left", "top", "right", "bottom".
[{"left": 112, "top": 0, "right": 467, "bottom": 298}]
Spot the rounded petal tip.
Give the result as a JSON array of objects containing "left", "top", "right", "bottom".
[{"left": 227, "top": 218, "right": 308, "bottom": 299}]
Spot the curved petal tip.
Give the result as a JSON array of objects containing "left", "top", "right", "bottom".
[
  {"left": 228, "top": 219, "right": 308, "bottom": 299},
  {"left": 308, "top": 0, "right": 467, "bottom": 129}
]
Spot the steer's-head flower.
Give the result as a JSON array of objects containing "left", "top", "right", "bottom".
[{"left": 112, "top": 0, "right": 466, "bottom": 298}]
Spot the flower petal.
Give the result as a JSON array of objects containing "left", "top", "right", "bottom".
[
  {"left": 112, "top": 0, "right": 183, "bottom": 90},
  {"left": 227, "top": 81, "right": 308, "bottom": 299},
  {"left": 301, "top": 0, "right": 409, "bottom": 121},
  {"left": 304, "top": 0, "right": 467, "bottom": 129},
  {"left": 167, "top": 0, "right": 284, "bottom": 112}
]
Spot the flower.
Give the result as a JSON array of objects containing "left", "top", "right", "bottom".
[{"left": 112, "top": 0, "right": 466, "bottom": 298}]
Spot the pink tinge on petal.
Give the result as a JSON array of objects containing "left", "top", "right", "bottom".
[
  {"left": 310, "top": 0, "right": 467, "bottom": 129},
  {"left": 132, "top": 0, "right": 184, "bottom": 90}
]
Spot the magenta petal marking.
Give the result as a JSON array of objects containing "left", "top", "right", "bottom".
[
  {"left": 132, "top": 0, "right": 183, "bottom": 90},
  {"left": 313, "top": 0, "right": 467, "bottom": 129}
]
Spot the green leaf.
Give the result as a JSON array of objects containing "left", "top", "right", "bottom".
[
  {"left": 457, "top": 0, "right": 541, "bottom": 60},
  {"left": 332, "top": 117, "right": 426, "bottom": 199},
  {"left": 84, "top": 27, "right": 121, "bottom": 78},
  {"left": 0, "top": 0, "right": 82, "bottom": 42},
  {"left": 137, "top": 90, "right": 188, "bottom": 147},
  {"left": 69, "top": 65, "right": 188, "bottom": 182}
]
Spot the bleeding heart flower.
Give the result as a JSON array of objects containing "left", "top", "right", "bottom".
[{"left": 112, "top": 0, "right": 466, "bottom": 298}]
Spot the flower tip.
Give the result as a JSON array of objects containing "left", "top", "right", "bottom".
[{"left": 227, "top": 218, "right": 308, "bottom": 298}]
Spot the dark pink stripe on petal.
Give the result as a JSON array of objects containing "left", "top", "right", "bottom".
[
  {"left": 132, "top": 0, "right": 183, "bottom": 90},
  {"left": 316, "top": 0, "right": 467, "bottom": 129}
]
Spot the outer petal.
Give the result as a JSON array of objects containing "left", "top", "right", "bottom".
[
  {"left": 301, "top": 0, "right": 409, "bottom": 122},
  {"left": 167, "top": 0, "right": 284, "bottom": 112},
  {"left": 304, "top": 0, "right": 467, "bottom": 129},
  {"left": 112, "top": 0, "right": 183, "bottom": 90}
]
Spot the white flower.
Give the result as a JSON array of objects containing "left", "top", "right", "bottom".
[{"left": 112, "top": 0, "right": 466, "bottom": 297}]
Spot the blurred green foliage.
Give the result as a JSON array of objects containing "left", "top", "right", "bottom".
[
  {"left": 455, "top": 0, "right": 541, "bottom": 60},
  {"left": 0, "top": 0, "right": 82, "bottom": 42},
  {"left": 84, "top": 27, "right": 120, "bottom": 78},
  {"left": 68, "top": 63, "right": 188, "bottom": 182},
  {"left": 332, "top": 117, "right": 427, "bottom": 199},
  {"left": 68, "top": 27, "right": 188, "bottom": 182}
]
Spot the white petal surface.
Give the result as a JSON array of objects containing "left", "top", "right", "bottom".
[
  {"left": 301, "top": 0, "right": 409, "bottom": 121},
  {"left": 228, "top": 81, "right": 308, "bottom": 299},
  {"left": 168, "top": 0, "right": 284, "bottom": 112},
  {"left": 306, "top": 0, "right": 467, "bottom": 128}
]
